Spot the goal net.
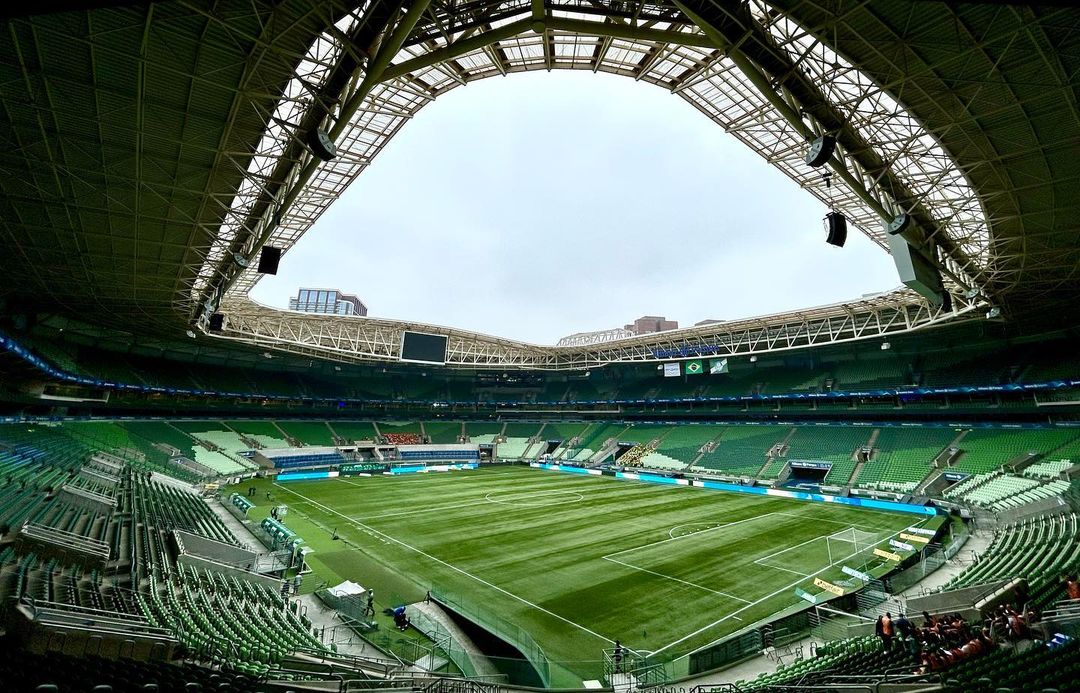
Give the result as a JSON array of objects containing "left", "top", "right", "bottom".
[{"left": 824, "top": 527, "right": 880, "bottom": 566}]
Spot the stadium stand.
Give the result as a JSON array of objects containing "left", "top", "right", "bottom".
[
  {"left": 328, "top": 421, "right": 379, "bottom": 443},
  {"left": 952, "top": 428, "right": 1080, "bottom": 474},
  {"left": 692, "top": 425, "right": 789, "bottom": 477},
  {"left": 856, "top": 427, "right": 956, "bottom": 492},
  {"left": 424, "top": 421, "right": 463, "bottom": 444},
  {"left": 465, "top": 422, "right": 504, "bottom": 443},
  {"left": 653, "top": 425, "right": 721, "bottom": 467},
  {"left": 785, "top": 425, "right": 872, "bottom": 484},
  {"left": 941, "top": 513, "right": 1080, "bottom": 606},
  {"left": 943, "top": 472, "right": 1071, "bottom": 511},
  {"left": 230, "top": 420, "right": 288, "bottom": 444},
  {"left": 0, "top": 651, "right": 262, "bottom": 692},
  {"left": 275, "top": 420, "right": 336, "bottom": 446},
  {"left": 1024, "top": 459, "right": 1074, "bottom": 479}
]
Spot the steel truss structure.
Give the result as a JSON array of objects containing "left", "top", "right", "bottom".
[
  {"left": 5, "top": 2, "right": 1075, "bottom": 366},
  {"left": 192, "top": 0, "right": 1004, "bottom": 364},
  {"left": 206, "top": 0, "right": 997, "bottom": 305},
  {"left": 216, "top": 289, "right": 981, "bottom": 370}
]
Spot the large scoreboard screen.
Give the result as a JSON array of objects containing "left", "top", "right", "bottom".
[{"left": 400, "top": 330, "right": 448, "bottom": 364}]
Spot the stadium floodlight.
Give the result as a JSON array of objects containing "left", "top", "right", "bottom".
[
  {"left": 881, "top": 341, "right": 891, "bottom": 350},
  {"left": 884, "top": 213, "right": 911, "bottom": 236},
  {"left": 804, "top": 135, "right": 836, "bottom": 168},
  {"left": 749, "top": 355, "right": 758, "bottom": 363},
  {"left": 986, "top": 307, "right": 1002, "bottom": 319},
  {"left": 305, "top": 128, "right": 337, "bottom": 162},
  {"left": 185, "top": 330, "right": 196, "bottom": 339}
]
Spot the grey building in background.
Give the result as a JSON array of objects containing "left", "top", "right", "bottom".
[
  {"left": 624, "top": 316, "right": 678, "bottom": 335},
  {"left": 289, "top": 288, "right": 367, "bottom": 316}
]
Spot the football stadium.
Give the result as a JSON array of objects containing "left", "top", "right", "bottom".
[{"left": 1, "top": 1, "right": 1079, "bottom": 692}]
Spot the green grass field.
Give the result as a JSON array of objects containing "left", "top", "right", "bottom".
[{"left": 234, "top": 466, "right": 922, "bottom": 685}]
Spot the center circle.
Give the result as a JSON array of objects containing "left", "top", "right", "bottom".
[{"left": 484, "top": 489, "right": 585, "bottom": 507}]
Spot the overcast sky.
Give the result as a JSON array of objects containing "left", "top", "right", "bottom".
[{"left": 250, "top": 71, "right": 899, "bottom": 345}]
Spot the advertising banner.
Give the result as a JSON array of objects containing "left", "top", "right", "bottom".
[
  {"left": 899, "top": 532, "right": 931, "bottom": 544},
  {"left": 842, "top": 565, "right": 872, "bottom": 582},
  {"left": 814, "top": 577, "right": 846, "bottom": 596},
  {"left": 890, "top": 539, "right": 916, "bottom": 552},
  {"left": 874, "top": 547, "right": 902, "bottom": 562},
  {"left": 663, "top": 362, "right": 681, "bottom": 377},
  {"left": 340, "top": 462, "right": 389, "bottom": 476}
]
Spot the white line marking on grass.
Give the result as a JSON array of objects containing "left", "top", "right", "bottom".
[
  {"left": 603, "top": 512, "right": 783, "bottom": 560},
  {"left": 484, "top": 489, "right": 585, "bottom": 507},
  {"left": 602, "top": 556, "right": 753, "bottom": 604},
  {"left": 651, "top": 519, "right": 925, "bottom": 656},
  {"left": 274, "top": 482, "right": 615, "bottom": 645}
]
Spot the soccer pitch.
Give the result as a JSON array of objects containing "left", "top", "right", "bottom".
[{"left": 249, "top": 466, "right": 921, "bottom": 685}]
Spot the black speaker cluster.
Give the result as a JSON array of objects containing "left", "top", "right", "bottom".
[
  {"left": 258, "top": 246, "right": 281, "bottom": 275},
  {"left": 824, "top": 212, "right": 847, "bottom": 247}
]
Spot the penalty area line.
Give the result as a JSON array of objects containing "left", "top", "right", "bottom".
[
  {"left": 273, "top": 482, "right": 615, "bottom": 645},
  {"left": 602, "top": 556, "right": 752, "bottom": 605}
]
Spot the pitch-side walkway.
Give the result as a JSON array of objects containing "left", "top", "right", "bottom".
[
  {"left": 203, "top": 495, "right": 262, "bottom": 553},
  {"left": 298, "top": 593, "right": 390, "bottom": 660},
  {"left": 680, "top": 529, "right": 997, "bottom": 689},
  {"left": 410, "top": 600, "right": 503, "bottom": 679}
]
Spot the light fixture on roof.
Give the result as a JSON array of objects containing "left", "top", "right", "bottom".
[
  {"left": 805, "top": 135, "right": 836, "bottom": 168},
  {"left": 262, "top": 352, "right": 273, "bottom": 359},
  {"left": 749, "top": 355, "right": 758, "bottom": 363},
  {"left": 881, "top": 341, "right": 891, "bottom": 351},
  {"left": 884, "top": 213, "right": 911, "bottom": 235},
  {"left": 306, "top": 128, "right": 338, "bottom": 162},
  {"left": 232, "top": 252, "right": 249, "bottom": 268},
  {"left": 986, "top": 306, "right": 1002, "bottom": 320},
  {"left": 185, "top": 330, "right": 196, "bottom": 339}
]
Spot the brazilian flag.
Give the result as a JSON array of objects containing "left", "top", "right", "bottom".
[{"left": 685, "top": 359, "right": 704, "bottom": 376}]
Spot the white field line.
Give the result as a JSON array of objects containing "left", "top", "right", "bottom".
[
  {"left": 602, "top": 556, "right": 753, "bottom": 604},
  {"left": 602, "top": 512, "right": 783, "bottom": 560},
  {"left": 650, "top": 556, "right": 848, "bottom": 656},
  {"left": 274, "top": 482, "right": 615, "bottom": 645},
  {"left": 336, "top": 474, "right": 586, "bottom": 519},
  {"left": 656, "top": 517, "right": 936, "bottom": 657}
]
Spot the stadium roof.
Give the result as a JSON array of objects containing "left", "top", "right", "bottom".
[{"left": 1, "top": 1, "right": 1077, "bottom": 366}]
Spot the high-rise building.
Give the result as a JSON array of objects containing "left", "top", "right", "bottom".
[
  {"left": 624, "top": 316, "right": 678, "bottom": 335},
  {"left": 288, "top": 288, "right": 367, "bottom": 316}
]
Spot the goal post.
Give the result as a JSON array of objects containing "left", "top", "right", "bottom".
[{"left": 825, "top": 527, "right": 881, "bottom": 567}]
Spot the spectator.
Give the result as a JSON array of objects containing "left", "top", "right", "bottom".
[
  {"left": 1064, "top": 574, "right": 1080, "bottom": 601},
  {"left": 895, "top": 612, "right": 913, "bottom": 638},
  {"left": 882, "top": 612, "right": 895, "bottom": 650},
  {"left": 875, "top": 615, "right": 885, "bottom": 646}
]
